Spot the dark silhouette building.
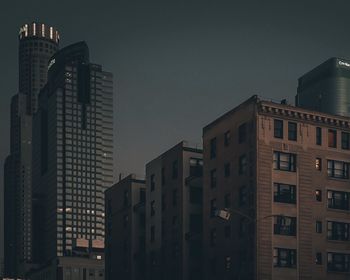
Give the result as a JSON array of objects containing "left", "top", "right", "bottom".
[
  {"left": 105, "top": 174, "right": 146, "bottom": 280},
  {"left": 202, "top": 95, "right": 350, "bottom": 280},
  {"left": 296, "top": 57, "right": 350, "bottom": 117},
  {"left": 4, "top": 22, "right": 59, "bottom": 278},
  {"left": 29, "top": 41, "right": 114, "bottom": 279}
]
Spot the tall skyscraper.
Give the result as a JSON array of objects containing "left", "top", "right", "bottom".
[
  {"left": 202, "top": 95, "right": 350, "bottom": 280},
  {"left": 30, "top": 41, "right": 114, "bottom": 279},
  {"left": 4, "top": 22, "right": 59, "bottom": 278},
  {"left": 296, "top": 57, "right": 350, "bottom": 117},
  {"left": 145, "top": 141, "right": 203, "bottom": 280}
]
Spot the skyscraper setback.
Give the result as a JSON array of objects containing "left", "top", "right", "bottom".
[
  {"left": 4, "top": 22, "right": 59, "bottom": 278},
  {"left": 30, "top": 41, "right": 114, "bottom": 279}
]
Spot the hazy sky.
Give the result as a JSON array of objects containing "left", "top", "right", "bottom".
[{"left": 2, "top": 0, "right": 350, "bottom": 259}]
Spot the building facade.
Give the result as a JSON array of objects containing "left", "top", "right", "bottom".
[
  {"left": 105, "top": 174, "right": 146, "bottom": 280},
  {"left": 30, "top": 41, "right": 114, "bottom": 279},
  {"left": 203, "top": 95, "right": 350, "bottom": 280},
  {"left": 296, "top": 57, "right": 350, "bottom": 118},
  {"left": 146, "top": 141, "right": 203, "bottom": 280},
  {"left": 4, "top": 22, "right": 59, "bottom": 278}
]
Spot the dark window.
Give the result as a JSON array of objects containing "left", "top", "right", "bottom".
[
  {"left": 140, "top": 189, "right": 146, "bottom": 203},
  {"left": 189, "top": 187, "right": 202, "bottom": 205},
  {"left": 238, "top": 123, "right": 247, "bottom": 143},
  {"left": 239, "top": 186, "right": 248, "bottom": 206},
  {"left": 224, "top": 163, "right": 230, "bottom": 177},
  {"left": 316, "top": 221, "right": 322, "bottom": 233},
  {"left": 210, "top": 228, "right": 217, "bottom": 246},
  {"left": 172, "top": 160, "right": 178, "bottom": 179},
  {"left": 224, "top": 193, "right": 231, "bottom": 208},
  {"left": 328, "top": 129, "right": 337, "bottom": 148},
  {"left": 274, "top": 119, "right": 284, "bottom": 139},
  {"left": 288, "top": 122, "right": 297, "bottom": 141},
  {"left": 225, "top": 256, "right": 232, "bottom": 271},
  {"left": 327, "top": 160, "right": 349, "bottom": 179},
  {"left": 327, "top": 221, "right": 350, "bottom": 241},
  {"left": 150, "top": 174, "right": 155, "bottom": 191},
  {"left": 239, "top": 154, "right": 247, "bottom": 175},
  {"left": 341, "top": 132, "right": 350, "bottom": 150},
  {"left": 316, "top": 190, "right": 322, "bottom": 202},
  {"left": 172, "top": 189, "right": 177, "bottom": 206},
  {"left": 224, "top": 130, "right": 231, "bottom": 147},
  {"left": 210, "top": 199, "right": 217, "bottom": 217},
  {"left": 151, "top": 226, "right": 155, "bottom": 242},
  {"left": 123, "top": 214, "right": 129, "bottom": 227},
  {"left": 161, "top": 167, "right": 165, "bottom": 185},
  {"left": 274, "top": 183, "right": 296, "bottom": 204},
  {"left": 273, "top": 248, "right": 297, "bottom": 268},
  {"left": 327, "top": 190, "right": 349, "bottom": 210},
  {"left": 189, "top": 158, "right": 203, "bottom": 177},
  {"left": 315, "top": 158, "right": 322, "bottom": 171},
  {"left": 274, "top": 216, "right": 296, "bottom": 236},
  {"left": 316, "top": 127, "right": 322, "bottom": 145},
  {"left": 151, "top": 201, "right": 155, "bottom": 216},
  {"left": 239, "top": 218, "right": 248, "bottom": 237},
  {"left": 316, "top": 253, "right": 323, "bottom": 265},
  {"left": 273, "top": 151, "right": 296, "bottom": 172},
  {"left": 210, "top": 169, "right": 217, "bottom": 188},
  {"left": 210, "top": 138, "right": 217, "bottom": 159},
  {"left": 327, "top": 252, "right": 350, "bottom": 272},
  {"left": 123, "top": 190, "right": 129, "bottom": 207}
]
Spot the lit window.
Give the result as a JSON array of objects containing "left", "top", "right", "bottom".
[
  {"left": 97, "top": 255, "right": 102, "bottom": 260},
  {"left": 315, "top": 190, "right": 322, "bottom": 202},
  {"left": 33, "top": 23, "right": 36, "bottom": 36},
  {"left": 24, "top": 24, "right": 28, "bottom": 37},
  {"left": 315, "top": 158, "right": 322, "bottom": 170},
  {"left": 41, "top": 24, "right": 45, "bottom": 37},
  {"left": 50, "top": 27, "right": 53, "bottom": 39}
]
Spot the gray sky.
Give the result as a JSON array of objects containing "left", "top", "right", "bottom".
[{"left": 2, "top": 0, "right": 350, "bottom": 260}]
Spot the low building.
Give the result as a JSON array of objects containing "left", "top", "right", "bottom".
[
  {"left": 105, "top": 174, "right": 146, "bottom": 280},
  {"left": 202, "top": 95, "right": 350, "bottom": 280}
]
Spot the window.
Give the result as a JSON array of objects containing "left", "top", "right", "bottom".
[
  {"left": 210, "top": 169, "right": 217, "bottom": 188},
  {"left": 274, "top": 216, "right": 296, "bottom": 236},
  {"left": 210, "top": 138, "right": 217, "bottom": 159},
  {"left": 273, "top": 248, "right": 297, "bottom": 268},
  {"left": 238, "top": 123, "right": 247, "bottom": 143},
  {"left": 239, "top": 154, "right": 247, "bottom": 175},
  {"left": 150, "top": 174, "right": 155, "bottom": 191},
  {"left": 327, "top": 252, "right": 350, "bottom": 272},
  {"left": 225, "top": 256, "right": 232, "bottom": 271},
  {"left": 288, "top": 122, "right": 297, "bottom": 141},
  {"left": 327, "top": 160, "right": 349, "bottom": 179},
  {"left": 189, "top": 158, "right": 203, "bottom": 177},
  {"left": 341, "top": 132, "right": 350, "bottom": 150},
  {"left": 316, "top": 127, "right": 322, "bottom": 145},
  {"left": 327, "top": 190, "right": 349, "bottom": 210},
  {"left": 274, "top": 183, "right": 296, "bottom": 204},
  {"left": 210, "top": 228, "right": 217, "bottom": 246},
  {"left": 239, "top": 218, "right": 248, "bottom": 237},
  {"left": 224, "top": 130, "right": 231, "bottom": 146},
  {"left": 316, "top": 253, "right": 323, "bottom": 265},
  {"left": 123, "top": 190, "right": 129, "bottom": 207},
  {"left": 151, "top": 201, "right": 155, "bottom": 216},
  {"left": 315, "top": 190, "right": 322, "bottom": 202},
  {"left": 328, "top": 129, "right": 337, "bottom": 148},
  {"left": 172, "top": 160, "right": 178, "bottom": 179},
  {"left": 273, "top": 151, "right": 296, "bottom": 172},
  {"left": 316, "top": 221, "right": 322, "bottom": 233},
  {"left": 224, "top": 225, "right": 231, "bottom": 238},
  {"left": 274, "top": 119, "right": 284, "bottom": 139},
  {"left": 224, "top": 193, "right": 231, "bottom": 208},
  {"left": 224, "top": 163, "right": 230, "bottom": 177},
  {"left": 210, "top": 199, "right": 217, "bottom": 217},
  {"left": 239, "top": 186, "right": 248, "bottom": 206},
  {"left": 315, "top": 158, "right": 322, "bottom": 170},
  {"left": 327, "top": 221, "right": 350, "bottom": 241}
]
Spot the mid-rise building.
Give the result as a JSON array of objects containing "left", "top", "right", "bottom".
[
  {"left": 146, "top": 141, "right": 203, "bottom": 280},
  {"left": 4, "top": 22, "right": 59, "bottom": 278},
  {"left": 30, "top": 41, "right": 114, "bottom": 279},
  {"left": 105, "top": 174, "right": 146, "bottom": 280},
  {"left": 296, "top": 57, "right": 350, "bottom": 117},
  {"left": 202, "top": 95, "right": 350, "bottom": 280}
]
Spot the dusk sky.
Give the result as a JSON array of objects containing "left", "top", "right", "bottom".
[{"left": 2, "top": 0, "right": 350, "bottom": 258}]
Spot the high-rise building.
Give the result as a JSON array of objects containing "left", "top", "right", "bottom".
[
  {"left": 145, "top": 141, "right": 203, "bottom": 280},
  {"left": 105, "top": 174, "right": 146, "bottom": 280},
  {"left": 202, "top": 95, "right": 350, "bottom": 280},
  {"left": 4, "top": 22, "right": 59, "bottom": 278},
  {"left": 30, "top": 41, "right": 114, "bottom": 279},
  {"left": 296, "top": 57, "right": 350, "bottom": 117}
]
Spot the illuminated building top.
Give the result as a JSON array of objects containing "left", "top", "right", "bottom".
[{"left": 19, "top": 22, "right": 60, "bottom": 44}]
